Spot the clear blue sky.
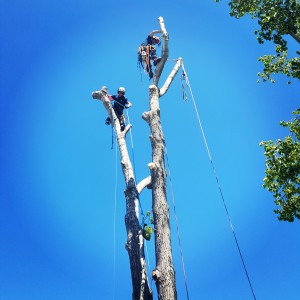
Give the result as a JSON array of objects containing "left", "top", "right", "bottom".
[{"left": 1, "top": 1, "right": 299, "bottom": 299}]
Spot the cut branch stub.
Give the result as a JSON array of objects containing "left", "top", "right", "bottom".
[
  {"left": 137, "top": 175, "right": 152, "bottom": 194},
  {"left": 142, "top": 111, "right": 151, "bottom": 124},
  {"left": 159, "top": 58, "right": 182, "bottom": 97}
]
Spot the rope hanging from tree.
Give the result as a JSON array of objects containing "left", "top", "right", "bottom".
[
  {"left": 180, "top": 60, "right": 257, "bottom": 300},
  {"left": 164, "top": 142, "right": 190, "bottom": 300}
]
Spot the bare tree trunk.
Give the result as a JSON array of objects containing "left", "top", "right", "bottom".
[
  {"left": 92, "top": 88, "right": 152, "bottom": 300},
  {"left": 143, "top": 85, "right": 177, "bottom": 300},
  {"left": 142, "top": 17, "right": 181, "bottom": 300},
  {"left": 92, "top": 15, "right": 182, "bottom": 299}
]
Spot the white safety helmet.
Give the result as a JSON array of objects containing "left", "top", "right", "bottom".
[{"left": 118, "top": 87, "right": 126, "bottom": 94}]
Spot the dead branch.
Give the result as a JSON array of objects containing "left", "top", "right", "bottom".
[
  {"left": 137, "top": 176, "right": 152, "bottom": 194},
  {"left": 159, "top": 58, "right": 182, "bottom": 97}
]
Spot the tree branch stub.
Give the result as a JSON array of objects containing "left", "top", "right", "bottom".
[
  {"left": 159, "top": 58, "right": 182, "bottom": 97},
  {"left": 137, "top": 176, "right": 152, "bottom": 194}
]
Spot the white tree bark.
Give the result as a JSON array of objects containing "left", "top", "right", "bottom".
[
  {"left": 92, "top": 15, "right": 182, "bottom": 300},
  {"left": 153, "top": 17, "right": 169, "bottom": 86},
  {"left": 143, "top": 85, "right": 177, "bottom": 300},
  {"left": 142, "top": 16, "right": 179, "bottom": 300},
  {"left": 137, "top": 175, "right": 152, "bottom": 194},
  {"left": 92, "top": 87, "right": 153, "bottom": 300},
  {"left": 159, "top": 58, "right": 182, "bottom": 97}
]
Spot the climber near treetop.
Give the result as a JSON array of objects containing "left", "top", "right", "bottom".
[
  {"left": 105, "top": 87, "right": 132, "bottom": 131},
  {"left": 138, "top": 29, "right": 162, "bottom": 79}
]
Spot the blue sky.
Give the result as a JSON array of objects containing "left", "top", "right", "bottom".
[{"left": 1, "top": 0, "right": 299, "bottom": 299}]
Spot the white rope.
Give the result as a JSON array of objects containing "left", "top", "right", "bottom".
[
  {"left": 181, "top": 61, "right": 257, "bottom": 300},
  {"left": 165, "top": 147, "right": 190, "bottom": 299},
  {"left": 113, "top": 136, "right": 118, "bottom": 300},
  {"left": 180, "top": 62, "right": 213, "bottom": 161},
  {"left": 126, "top": 110, "right": 134, "bottom": 148},
  {"left": 126, "top": 109, "right": 154, "bottom": 291},
  {"left": 144, "top": 241, "right": 152, "bottom": 289},
  {"left": 164, "top": 144, "right": 190, "bottom": 300},
  {"left": 126, "top": 109, "right": 153, "bottom": 290},
  {"left": 126, "top": 110, "right": 136, "bottom": 177}
]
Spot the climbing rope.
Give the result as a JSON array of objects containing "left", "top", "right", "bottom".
[
  {"left": 126, "top": 110, "right": 154, "bottom": 291},
  {"left": 164, "top": 143, "right": 190, "bottom": 300},
  {"left": 124, "top": 109, "right": 146, "bottom": 223},
  {"left": 113, "top": 135, "right": 118, "bottom": 300},
  {"left": 180, "top": 61, "right": 257, "bottom": 300},
  {"left": 144, "top": 233, "right": 153, "bottom": 291},
  {"left": 125, "top": 110, "right": 146, "bottom": 226},
  {"left": 115, "top": 108, "right": 153, "bottom": 290},
  {"left": 180, "top": 72, "right": 188, "bottom": 101},
  {"left": 111, "top": 125, "right": 114, "bottom": 150},
  {"left": 110, "top": 104, "right": 145, "bottom": 225},
  {"left": 125, "top": 109, "right": 136, "bottom": 178}
]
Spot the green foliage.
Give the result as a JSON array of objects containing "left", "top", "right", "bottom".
[
  {"left": 216, "top": 1, "right": 300, "bottom": 221},
  {"left": 258, "top": 49, "right": 300, "bottom": 83},
  {"left": 260, "top": 109, "right": 300, "bottom": 222},
  {"left": 145, "top": 211, "right": 154, "bottom": 224},
  {"left": 143, "top": 211, "right": 154, "bottom": 240},
  {"left": 222, "top": 0, "right": 300, "bottom": 82},
  {"left": 143, "top": 224, "right": 153, "bottom": 241}
]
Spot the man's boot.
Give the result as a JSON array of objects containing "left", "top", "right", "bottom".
[{"left": 105, "top": 117, "right": 111, "bottom": 125}]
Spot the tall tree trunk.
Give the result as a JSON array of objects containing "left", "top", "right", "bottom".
[
  {"left": 141, "top": 16, "right": 182, "bottom": 299},
  {"left": 143, "top": 85, "right": 177, "bottom": 300},
  {"left": 92, "top": 88, "right": 153, "bottom": 300},
  {"left": 92, "top": 16, "right": 182, "bottom": 299}
]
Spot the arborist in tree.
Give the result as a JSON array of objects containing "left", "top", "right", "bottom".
[
  {"left": 138, "top": 29, "right": 162, "bottom": 79},
  {"left": 105, "top": 87, "right": 132, "bottom": 131}
]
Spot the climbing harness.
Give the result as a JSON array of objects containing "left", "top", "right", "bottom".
[
  {"left": 138, "top": 45, "right": 156, "bottom": 77},
  {"left": 107, "top": 98, "right": 130, "bottom": 133},
  {"left": 180, "top": 60, "right": 257, "bottom": 300}
]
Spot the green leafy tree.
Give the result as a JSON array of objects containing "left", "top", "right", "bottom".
[
  {"left": 215, "top": 0, "right": 300, "bottom": 221},
  {"left": 215, "top": 0, "right": 300, "bottom": 83},
  {"left": 260, "top": 109, "right": 300, "bottom": 222}
]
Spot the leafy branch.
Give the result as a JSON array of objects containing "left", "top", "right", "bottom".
[
  {"left": 216, "top": 0, "right": 300, "bottom": 83},
  {"left": 260, "top": 109, "right": 300, "bottom": 222}
]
